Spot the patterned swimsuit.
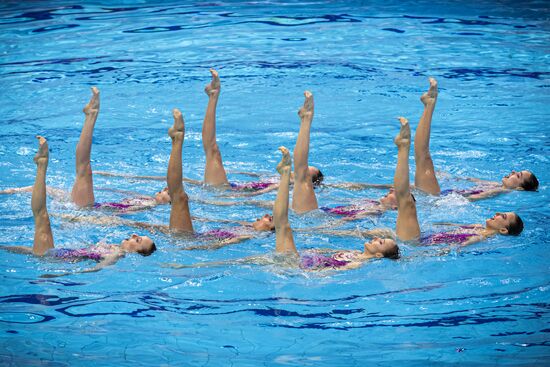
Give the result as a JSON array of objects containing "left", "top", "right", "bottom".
[
  {"left": 94, "top": 197, "right": 156, "bottom": 212},
  {"left": 47, "top": 245, "right": 114, "bottom": 262},
  {"left": 300, "top": 253, "right": 351, "bottom": 270},
  {"left": 321, "top": 199, "right": 381, "bottom": 218},
  {"left": 421, "top": 226, "right": 480, "bottom": 245},
  {"left": 230, "top": 181, "right": 277, "bottom": 192}
]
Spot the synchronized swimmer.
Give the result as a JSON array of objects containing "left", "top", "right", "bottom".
[{"left": 0, "top": 70, "right": 536, "bottom": 275}]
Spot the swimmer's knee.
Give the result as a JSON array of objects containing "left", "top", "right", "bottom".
[
  {"left": 206, "top": 143, "right": 222, "bottom": 157},
  {"left": 174, "top": 191, "right": 189, "bottom": 203},
  {"left": 75, "top": 163, "right": 93, "bottom": 178}
]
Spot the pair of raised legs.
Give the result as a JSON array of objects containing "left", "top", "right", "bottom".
[{"left": 201, "top": 70, "right": 319, "bottom": 206}]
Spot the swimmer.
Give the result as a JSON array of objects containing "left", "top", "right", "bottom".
[
  {"left": 323, "top": 79, "right": 539, "bottom": 200},
  {"left": 421, "top": 212, "right": 524, "bottom": 246},
  {"left": 1, "top": 137, "right": 156, "bottom": 277},
  {"left": 319, "top": 189, "right": 397, "bottom": 221},
  {"left": 447, "top": 170, "right": 539, "bottom": 201},
  {"left": 166, "top": 147, "right": 398, "bottom": 271},
  {"left": 0, "top": 88, "right": 171, "bottom": 212},
  {"left": 318, "top": 118, "right": 525, "bottom": 246},
  {"left": 292, "top": 91, "right": 320, "bottom": 213},
  {"left": 0, "top": 185, "right": 170, "bottom": 213}
]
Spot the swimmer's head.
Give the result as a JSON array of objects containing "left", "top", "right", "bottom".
[
  {"left": 363, "top": 237, "right": 399, "bottom": 259},
  {"left": 252, "top": 214, "right": 275, "bottom": 231},
  {"left": 121, "top": 234, "right": 157, "bottom": 256},
  {"left": 485, "top": 212, "right": 524, "bottom": 236},
  {"left": 502, "top": 170, "right": 538, "bottom": 191},
  {"left": 379, "top": 189, "right": 397, "bottom": 209},
  {"left": 309, "top": 166, "right": 324, "bottom": 187},
  {"left": 155, "top": 187, "right": 171, "bottom": 204}
]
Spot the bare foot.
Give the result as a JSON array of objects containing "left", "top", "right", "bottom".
[
  {"left": 168, "top": 108, "right": 185, "bottom": 140},
  {"left": 394, "top": 117, "right": 411, "bottom": 148},
  {"left": 204, "top": 68, "right": 221, "bottom": 97},
  {"left": 34, "top": 136, "right": 49, "bottom": 165},
  {"left": 276, "top": 146, "right": 291, "bottom": 175},
  {"left": 420, "top": 77, "right": 438, "bottom": 106},
  {"left": 298, "top": 91, "right": 314, "bottom": 120},
  {"left": 83, "top": 87, "right": 100, "bottom": 115}
]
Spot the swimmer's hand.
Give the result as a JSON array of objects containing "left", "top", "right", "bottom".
[{"left": 40, "top": 272, "right": 69, "bottom": 278}]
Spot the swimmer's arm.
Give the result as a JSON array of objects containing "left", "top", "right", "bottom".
[
  {"left": 342, "top": 209, "right": 384, "bottom": 221},
  {"left": 363, "top": 228, "right": 396, "bottom": 239},
  {"left": 223, "top": 184, "right": 280, "bottom": 198},
  {"left": 296, "top": 219, "right": 349, "bottom": 232},
  {"left": 324, "top": 182, "right": 394, "bottom": 191},
  {"left": 162, "top": 254, "right": 267, "bottom": 269},
  {"left": 94, "top": 171, "right": 202, "bottom": 186},
  {"left": 467, "top": 188, "right": 508, "bottom": 201},
  {"left": 226, "top": 170, "right": 263, "bottom": 178},
  {"left": 0, "top": 186, "right": 33, "bottom": 194},
  {"left": 432, "top": 223, "right": 483, "bottom": 230},
  {"left": 94, "top": 171, "right": 164, "bottom": 180},
  {"left": 339, "top": 261, "right": 364, "bottom": 271},
  {"left": 192, "top": 197, "right": 274, "bottom": 209},
  {"left": 0, "top": 186, "right": 68, "bottom": 201},
  {"left": 192, "top": 217, "right": 251, "bottom": 226},
  {"left": 54, "top": 213, "right": 126, "bottom": 226},
  {"left": 242, "top": 199, "right": 274, "bottom": 209},
  {"left": 96, "top": 187, "right": 149, "bottom": 198},
  {"left": 460, "top": 176, "right": 498, "bottom": 185},
  {"left": 461, "top": 236, "right": 484, "bottom": 247},
  {"left": 182, "top": 235, "right": 253, "bottom": 251},
  {"left": 0, "top": 245, "right": 34, "bottom": 254},
  {"left": 55, "top": 214, "right": 170, "bottom": 234},
  {"left": 123, "top": 220, "right": 170, "bottom": 235},
  {"left": 40, "top": 255, "right": 119, "bottom": 278},
  {"left": 314, "top": 228, "right": 395, "bottom": 239},
  {"left": 313, "top": 229, "right": 363, "bottom": 238}
]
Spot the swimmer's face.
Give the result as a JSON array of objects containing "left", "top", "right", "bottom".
[
  {"left": 379, "top": 189, "right": 397, "bottom": 209},
  {"left": 501, "top": 170, "right": 531, "bottom": 189},
  {"left": 121, "top": 234, "right": 155, "bottom": 255},
  {"left": 252, "top": 214, "right": 275, "bottom": 231},
  {"left": 363, "top": 237, "right": 398, "bottom": 258},
  {"left": 485, "top": 212, "right": 517, "bottom": 234},
  {"left": 308, "top": 166, "right": 323, "bottom": 186},
  {"left": 308, "top": 166, "right": 319, "bottom": 178},
  {"left": 155, "top": 187, "right": 171, "bottom": 204}
]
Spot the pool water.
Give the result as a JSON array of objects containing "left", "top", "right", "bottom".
[{"left": 0, "top": 1, "right": 549, "bottom": 365}]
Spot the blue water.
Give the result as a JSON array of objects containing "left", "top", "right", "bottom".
[{"left": 1, "top": 1, "right": 549, "bottom": 365}]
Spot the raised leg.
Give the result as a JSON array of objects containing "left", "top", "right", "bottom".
[
  {"left": 202, "top": 68, "right": 229, "bottom": 186},
  {"left": 394, "top": 117, "right": 421, "bottom": 241},
  {"left": 167, "top": 109, "right": 193, "bottom": 233},
  {"left": 71, "top": 87, "right": 100, "bottom": 206},
  {"left": 414, "top": 78, "right": 440, "bottom": 195},
  {"left": 274, "top": 147, "right": 297, "bottom": 254},
  {"left": 291, "top": 91, "right": 318, "bottom": 213},
  {"left": 32, "top": 136, "right": 54, "bottom": 255}
]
